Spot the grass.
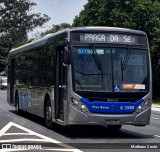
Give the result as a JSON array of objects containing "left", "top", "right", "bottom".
[{"left": 152, "top": 100, "right": 160, "bottom": 105}]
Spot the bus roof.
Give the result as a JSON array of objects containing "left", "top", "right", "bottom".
[
  {"left": 8, "top": 29, "right": 69, "bottom": 57},
  {"left": 69, "top": 26, "right": 146, "bottom": 35},
  {"left": 8, "top": 26, "right": 146, "bottom": 57}
]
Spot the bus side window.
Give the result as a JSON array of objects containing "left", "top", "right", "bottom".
[
  {"left": 26, "top": 51, "right": 33, "bottom": 86},
  {"left": 46, "top": 46, "right": 55, "bottom": 87},
  {"left": 32, "top": 49, "right": 39, "bottom": 86},
  {"left": 48, "top": 45, "right": 56, "bottom": 86}
]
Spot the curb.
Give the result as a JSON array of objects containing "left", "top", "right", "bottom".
[{"left": 152, "top": 104, "right": 160, "bottom": 108}]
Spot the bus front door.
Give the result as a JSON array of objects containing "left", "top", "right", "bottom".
[{"left": 55, "top": 48, "right": 66, "bottom": 121}]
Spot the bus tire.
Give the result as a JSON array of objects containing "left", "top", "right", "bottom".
[
  {"left": 107, "top": 125, "right": 122, "bottom": 131},
  {"left": 45, "top": 100, "right": 53, "bottom": 129},
  {"left": 15, "top": 93, "right": 21, "bottom": 114}
]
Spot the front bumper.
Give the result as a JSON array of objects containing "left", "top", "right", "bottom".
[{"left": 66, "top": 104, "right": 151, "bottom": 126}]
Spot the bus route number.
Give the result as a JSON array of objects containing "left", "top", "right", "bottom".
[{"left": 120, "top": 106, "right": 134, "bottom": 110}]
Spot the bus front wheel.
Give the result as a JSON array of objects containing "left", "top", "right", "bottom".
[
  {"left": 15, "top": 93, "right": 21, "bottom": 114},
  {"left": 45, "top": 101, "right": 54, "bottom": 129}
]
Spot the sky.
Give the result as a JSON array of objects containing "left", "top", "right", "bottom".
[
  {"left": 29, "top": 0, "right": 87, "bottom": 38},
  {"left": 32, "top": 0, "right": 87, "bottom": 29}
]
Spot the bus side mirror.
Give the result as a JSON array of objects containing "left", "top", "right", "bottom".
[{"left": 63, "top": 48, "right": 71, "bottom": 66}]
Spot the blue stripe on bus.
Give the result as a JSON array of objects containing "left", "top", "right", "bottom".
[{"left": 80, "top": 98, "right": 144, "bottom": 114}]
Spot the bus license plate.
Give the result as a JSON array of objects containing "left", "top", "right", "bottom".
[{"left": 105, "top": 120, "right": 120, "bottom": 125}]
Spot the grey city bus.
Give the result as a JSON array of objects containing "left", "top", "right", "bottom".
[{"left": 7, "top": 27, "right": 152, "bottom": 130}]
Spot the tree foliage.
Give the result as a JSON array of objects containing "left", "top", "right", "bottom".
[
  {"left": 0, "top": 0, "right": 50, "bottom": 72},
  {"left": 42, "top": 23, "right": 72, "bottom": 36},
  {"left": 0, "top": 0, "right": 50, "bottom": 46},
  {"left": 0, "top": 36, "right": 11, "bottom": 72},
  {"left": 73, "top": 0, "right": 160, "bottom": 98}
]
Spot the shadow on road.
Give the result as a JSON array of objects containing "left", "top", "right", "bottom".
[
  {"left": 9, "top": 110, "right": 154, "bottom": 139},
  {"left": 52, "top": 125, "right": 154, "bottom": 139}
]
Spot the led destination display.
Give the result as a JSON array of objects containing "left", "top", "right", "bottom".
[
  {"left": 82, "top": 34, "right": 135, "bottom": 43},
  {"left": 71, "top": 33, "right": 147, "bottom": 45}
]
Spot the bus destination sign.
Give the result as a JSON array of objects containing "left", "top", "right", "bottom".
[{"left": 80, "top": 33, "right": 136, "bottom": 44}]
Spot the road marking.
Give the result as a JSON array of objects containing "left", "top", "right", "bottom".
[
  {"left": 151, "top": 117, "right": 159, "bottom": 120},
  {"left": 0, "top": 122, "right": 83, "bottom": 152},
  {"left": 3, "top": 133, "right": 31, "bottom": 136},
  {"left": 0, "top": 122, "right": 12, "bottom": 138},
  {"left": 154, "top": 135, "right": 160, "bottom": 138},
  {"left": 42, "top": 149, "right": 81, "bottom": 151},
  {"left": 152, "top": 108, "right": 160, "bottom": 112},
  {"left": 0, "top": 138, "right": 47, "bottom": 142}
]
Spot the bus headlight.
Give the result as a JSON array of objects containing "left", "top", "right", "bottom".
[
  {"left": 136, "top": 105, "right": 142, "bottom": 113},
  {"left": 144, "top": 99, "right": 151, "bottom": 107},
  {"left": 71, "top": 98, "right": 79, "bottom": 106},
  {"left": 81, "top": 103, "right": 88, "bottom": 111},
  {"left": 136, "top": 99, "right": 151, "bottom": 113},
  {"left": 71, "top": 97, "right": 88, "bottom": 112}
]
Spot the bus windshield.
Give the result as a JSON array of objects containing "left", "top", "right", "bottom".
[{"left": 72, "top": 47, "right": 149, "bottom": 92}]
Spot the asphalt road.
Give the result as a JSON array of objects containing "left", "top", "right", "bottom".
[{"left": 0, "top": 90, "right": 160, "bottom": 152}]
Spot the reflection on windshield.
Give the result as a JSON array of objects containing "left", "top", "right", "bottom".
[{"left": 72, "top": 47, "right": 148, "bottom": 92}]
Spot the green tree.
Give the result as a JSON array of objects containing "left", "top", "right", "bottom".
[
  {"left": 0, "top": 0, "right": 50, "bottom": 47},
  {"left": 0, "top": 36, "right": 11, "bottom": 72},
  {"left": 73, "top": 0, "right": 136, "bottom": 27},
  {"left": 42, "top": 23, "right": 72, "bottom": 36},
  {"left": 0, "top": 0, "right": 50, "bottom": 72},
  {"left": 73, "top": 0, "right": 160, "bottom": 98}
]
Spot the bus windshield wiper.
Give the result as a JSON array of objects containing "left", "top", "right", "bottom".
[
  {"left": 89, "top": 43, "right": 103, "bottom": 81},
  {"left": 121, "top": 45, "right": 132, "bottom": 82}
]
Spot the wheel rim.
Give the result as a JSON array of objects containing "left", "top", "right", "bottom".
[
  {"left": 45, "top": 105, "right": 52, "bottom": 126},
  {"left": 16, "top": 103, "right": 18, "bottom": 111},
  {"left": 15, "top": 95, "right": 19, "bottom": 112}
]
